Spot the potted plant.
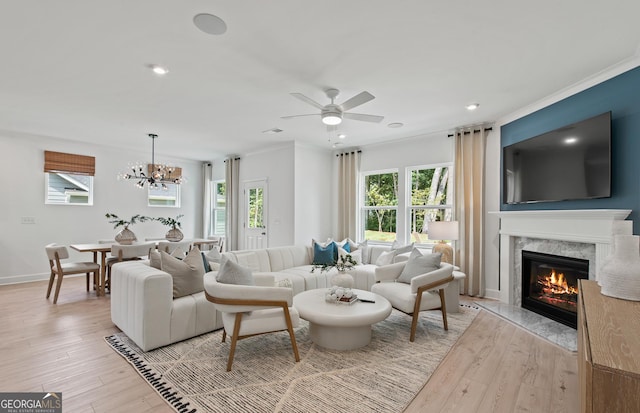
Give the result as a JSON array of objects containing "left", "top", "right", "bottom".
[
  {"left": 105, "top": 213, "right": 150, "bottom": 244},
  {"left": 155, "top": 214, "right": 184, "bottom": 242},
  {"left": 311, "top": 254, "right": 357, "bottom": 288}
]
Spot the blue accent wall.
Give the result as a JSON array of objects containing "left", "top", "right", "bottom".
[{"left": 501, "top": 66, "right": 640, "bottom": 234}]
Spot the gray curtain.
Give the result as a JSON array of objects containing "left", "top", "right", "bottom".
[
  {"left": 225, "top": 157, "right": 240, "bottom": 252},
  {"left": 337, "top": 150, "right": 361, "bottom": 240},
  {"left": 454, "top": 127, "right": 489, "bottom": 296},
  {"left": 202, "top": 162, "right": 213, "bottom": 238}
]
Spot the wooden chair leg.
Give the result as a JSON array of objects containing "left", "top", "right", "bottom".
[
  {"left": 226, "top": 313, "right": 243, "bottom": 371},
  {"left": 46, "top": 270, "right": 56, "bottom": 299},
  {"left": 410, "top": 290, "right": 425, "bottom": 342},
  {"left": 439, "top": 289, "right": 449, "bottom": 330},
  {"left": 53, "top": 273, "right": 64, "bottom": 304},
  {"left": 86, "top": 273, "right": 90, "bottom": 291},
  {"left": 282, "top": 305, "right": 300, "bottom": 362},
  {"left": 222, "top": 330, "right": 227, "bottom": 342}
]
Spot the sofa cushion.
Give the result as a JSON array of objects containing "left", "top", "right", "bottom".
[
  {"left": 375, "top": 250, "right": 395, "bottom": 266},
  {"left": 312, "top": 241, "right": 336, "bottom": 265},
  {"left": 216, "top": 257, "right": 255, "bottom": 286},
  {"left": 397, "top": 249, "right": 442, "bottom": 284},
  {"left": 338, "top": 246, "right": 362, "bottom": 265},
  {"left": 160, "top": 247, "right": 206, "bottom": 298}
]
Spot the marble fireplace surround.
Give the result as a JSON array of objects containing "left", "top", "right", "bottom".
[{"left": 491, "top": 209, "right": 632, "bottom": 305}]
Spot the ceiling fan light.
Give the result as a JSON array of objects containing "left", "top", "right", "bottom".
[{"left": 322, "top": 114, "right": 342, "bottom": 125}]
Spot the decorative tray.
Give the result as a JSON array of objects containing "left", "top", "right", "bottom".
[{"left": 325, "top": 287, "right": 358, "bottom": 305}]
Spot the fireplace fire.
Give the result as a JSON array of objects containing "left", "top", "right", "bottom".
[{"left": 522, "top": 251, "right": 588, "bottom": 328}]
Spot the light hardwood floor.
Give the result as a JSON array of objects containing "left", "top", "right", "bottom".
[{"left": 0, "top": 277, "right": 578, "bottom": 413}]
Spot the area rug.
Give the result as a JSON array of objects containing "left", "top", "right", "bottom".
[{"left": 105, "top": 306, "right": 479, "bottom": 413}]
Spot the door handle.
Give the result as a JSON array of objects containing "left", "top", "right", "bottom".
[{"left": 261, "top": 232, "right": 266, "bottom": 235}]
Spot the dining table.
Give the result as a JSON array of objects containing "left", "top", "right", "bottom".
[
  {"left": 69, "top": 243, "right": 113, "bottom": 297},
  {"left": 70, "top": 238, "right": 222, "bottom": 297}
]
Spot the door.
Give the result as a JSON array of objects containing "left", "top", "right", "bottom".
[{"left": 243, "top": 179, "right": 268, "bottom": 249}]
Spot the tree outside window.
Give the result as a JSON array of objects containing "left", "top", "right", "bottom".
[
  {"left": 409, "top": 165, "right": 452, "bottom": 244},
  {"left": 362, "top": 171, "right": 398, "bottom": 242}
]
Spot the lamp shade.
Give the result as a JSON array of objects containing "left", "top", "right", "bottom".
[{"left": 428, "top": 221, "right": 459, "bottom": 241}]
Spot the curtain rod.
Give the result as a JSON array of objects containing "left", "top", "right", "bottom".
[
  {"left": 335, "top": 150, "right": 362, "bottom": 157},
  {"left": 447, "top": 126, "right": 493, "bottom": 138}
]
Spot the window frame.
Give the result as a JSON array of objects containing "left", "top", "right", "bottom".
[
  {"left": 211, "top": 179, "right": 226, "bottom": 236},
  {"left": 360, "top": 168, "right": 399, "bottom": 244},
  {"left": 45, "top": 172, "right": 94, "bottom": 206}
]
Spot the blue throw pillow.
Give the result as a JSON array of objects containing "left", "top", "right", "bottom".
[{"left": 313, "top": 241, "right": 336, "bottom": 265}]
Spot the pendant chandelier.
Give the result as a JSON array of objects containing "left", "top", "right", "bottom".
[{"left": 118, "top": 133, "right": 184, "bottom": 189}]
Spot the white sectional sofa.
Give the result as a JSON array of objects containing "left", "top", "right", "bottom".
[{"left": 110, "top": 244, "right": 465, "bottom": 351}]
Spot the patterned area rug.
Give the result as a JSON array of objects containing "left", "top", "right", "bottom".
[{"left": 106, "top": 306, "right": 479, "bottom": 413}]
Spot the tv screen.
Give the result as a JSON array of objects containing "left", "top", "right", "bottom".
[{"left": 503, "top": 111, "right": 611, "bottom": 204}]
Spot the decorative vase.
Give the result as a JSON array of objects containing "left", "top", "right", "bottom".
[
  {"left": 165, "top": 227, "right": 184, "bottom": 242},
  {"left": 115, "top": 227, "right": 137, "bottom": 245},
  {"left": 597, "top": 221, "right": 633, "bottom": 286},
  {"left": 600, "top": 235, "right": 640, "bottom": 301},
  {"left": 331, "top": 270, "right": 354, "bottom": 288}
]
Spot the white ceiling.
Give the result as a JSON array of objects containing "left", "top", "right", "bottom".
[{"left": 1, "top": 1, "right": 639, "bottom": 161}]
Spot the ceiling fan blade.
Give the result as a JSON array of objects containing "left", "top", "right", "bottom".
[
  {"left": 340, "top": 91, "right": 375, "bottom": 111},
  {"left": 281, "top": 114, "right": 320, "bottom": 119},
  {"left": 343, "top": 112, "right": 384, "bottom": 123},
  {"left": 290, "top": 93, "right": 325, "bottom": 110}
]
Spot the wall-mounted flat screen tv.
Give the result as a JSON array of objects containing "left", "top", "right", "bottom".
[{"left": 503, "top": 111, "right": 611, "bottom": 204}]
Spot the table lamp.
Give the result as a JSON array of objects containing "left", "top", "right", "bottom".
[{"left": 429, "top": 221, "right": 459, "bottom": 264}]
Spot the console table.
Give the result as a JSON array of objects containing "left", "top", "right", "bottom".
[{"left": 578, "top": 280, "right": 640, "bottom": 412}]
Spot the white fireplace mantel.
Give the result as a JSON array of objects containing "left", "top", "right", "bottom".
[{"left": 489, "top": 209, "right": 632, "bottom": 304}]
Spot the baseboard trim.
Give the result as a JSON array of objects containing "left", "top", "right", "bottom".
[{"left": 0, "top": 272, "right": 84, "bottom": 286}]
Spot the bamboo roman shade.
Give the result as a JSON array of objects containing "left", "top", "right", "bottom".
[
  {"left": 44, "top": 151, "right": 95, "bottom": 176},
  {"left": 147, "top": 164, "right": 182, "bottom": 177}
]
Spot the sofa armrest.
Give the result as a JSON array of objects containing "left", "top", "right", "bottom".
[
  {"left": 410, "top": 264, "right": 454, "bottom": 294},
  {"left": 110, "top": 261, "right": 173, "bottom": 351},
  {"left": 374, "top": 262, "right": 406, "bottom": 282}
]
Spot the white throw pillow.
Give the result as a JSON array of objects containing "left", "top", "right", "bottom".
[
  {"left": 160, "top": 247, "right": 205, "bottom": 298},
  {"left": 216, "top": 257, "right": 255, "bottom": 286},
  {"left": 375, "top": 250, "right": 395, "bottom": 266},
  {"left": 205, "top": 247, "right": 221, "bottom": 263},
  {"left": 337, "top": 246, "right": 362, "bottom": 265},
  {"left": 397, "top": 248, "right": 442, "bottom": 284},
  {"left": 351, "top": 240, "right": 369, "bottom": 264},
  {"left": 391, "top": 241, "right": 414, "bottom": 255}
]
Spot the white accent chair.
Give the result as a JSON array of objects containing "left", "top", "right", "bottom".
[
  {"left": 371, "top": 262, "right": 454, "bottom": 342},
  {"left": 45, "top": 243, "right": 101, "bottom": 304},
  {"left": 203, "top": 273, "right": 300, "bottom": 371}
]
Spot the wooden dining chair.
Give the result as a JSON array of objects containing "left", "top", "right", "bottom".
[{"left": 45, "top": 243, "right": 101, "bottom": 304}]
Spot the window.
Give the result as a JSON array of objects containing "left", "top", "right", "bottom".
[
  {"left": 362, "top": 171, "right": 398, "bottom": 242},
  {"left": 247, "top": 186, "right": 264, "bottom": 229},
  {"left": 408, "top": 165, "right": 453, "bottom": 244},
  {"left": 45, "top": 173, "right": 93, "bottom": 205},
  {"left": 44, "top": 150, "right": 95, "bottom": 205},
  {"left": 212, "top": 180, "right": 226, "bottom": 235},
  {"left": 148, "top": 183, "right": 181, "bottom": 207}
]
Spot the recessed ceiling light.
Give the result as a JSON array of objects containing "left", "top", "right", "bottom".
[
  {"left": 466, "top": 103, "right": 479, "bottom": 111},
  {"left": 193, "top": 13, "right": 227, "bottom": 35},
  {"left": 564, "top": 137, "right": 578, "bottom": 144},
  {"left": 387, "top": 122, "right": 403, "bottom": 128},
  {"left": 150, "top": 65, "right": 169, "bottom": 75},
  {"left": 338, "top": 134, "right": 346, "bottom": 139}
]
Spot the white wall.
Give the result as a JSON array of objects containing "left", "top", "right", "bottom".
[
  {"left": 294, "top": 142, "right": 333, "bottom": 245},
  {"left": 239, "top": 143, "right": 295, "bottom": 248},
  {"left": 484, "top": 130, "right": 501, "bottom": 299},
  {"left": 0, "top": 131, "right": 203, "bottom": 284}
]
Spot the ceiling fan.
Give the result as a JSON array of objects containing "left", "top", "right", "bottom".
[{"left": 282, "top": 88, "right": 384, "bottom": 126}]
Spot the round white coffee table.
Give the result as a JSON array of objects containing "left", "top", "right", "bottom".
[{"left": 293, "top": 288, "right": 392, "bottom": 350}]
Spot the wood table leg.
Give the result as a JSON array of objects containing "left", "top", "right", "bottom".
[{"left": 100, "top": 251, "right": 107, "bottom": 297}]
